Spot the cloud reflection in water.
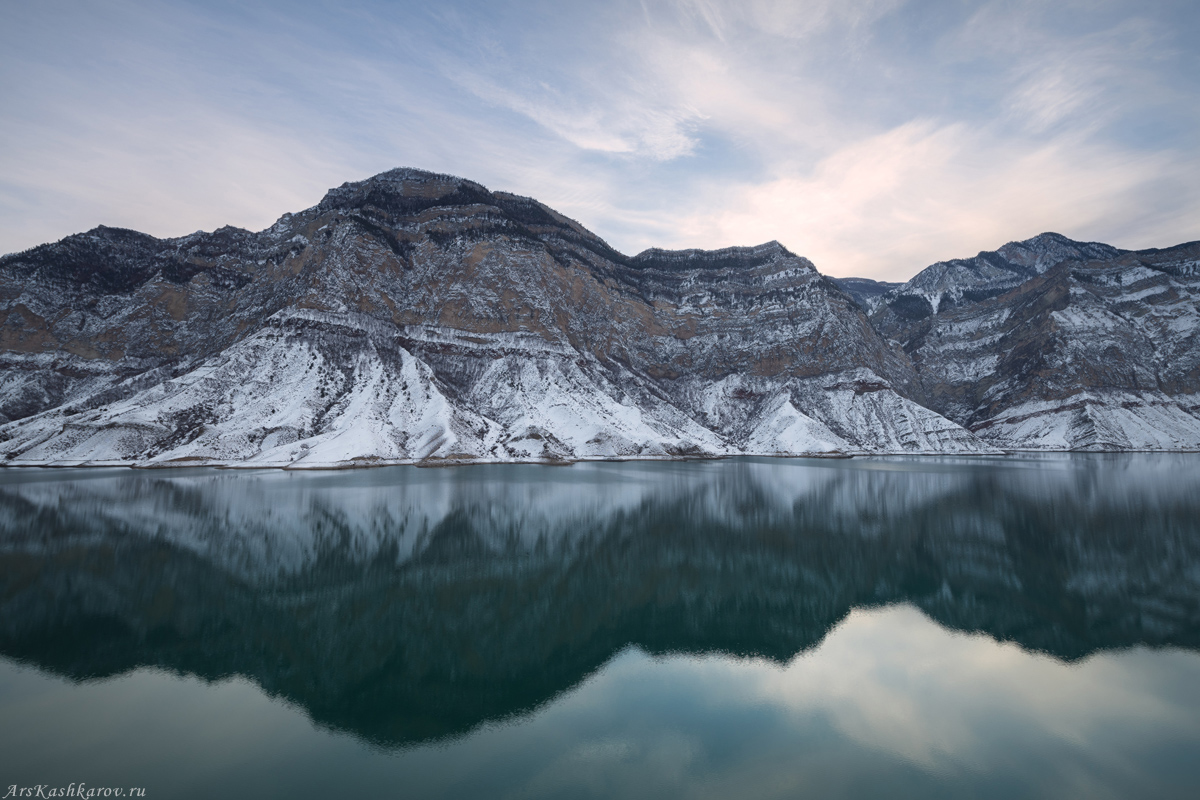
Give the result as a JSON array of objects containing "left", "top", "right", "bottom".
[{"left": 1, "top": 455, "right": 1199, "bottom": 798}]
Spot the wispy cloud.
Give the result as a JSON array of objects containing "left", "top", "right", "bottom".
[
  {"left": 647, "top": 121, "right": 1198, "bottom": 278},
  {"left": 443, "top": 67, "right": 704, "bottom": 160},
  {"left": 1, "top": 0, "right": 1197, "bottom": 279},
  {"left": 952, "top": 4, "right": 1172, "bottom": 135}
]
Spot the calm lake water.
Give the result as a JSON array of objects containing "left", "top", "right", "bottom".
[{"left": 2, "top": 455, "right": 1200, "bottom": 799}]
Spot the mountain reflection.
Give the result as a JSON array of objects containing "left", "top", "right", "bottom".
[{"left": 1, "top": 455, "right": 1199, "bottom": 748}]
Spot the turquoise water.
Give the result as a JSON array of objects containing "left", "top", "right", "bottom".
[{"left": 1, "top": 455, "right": 1199, "bottom": 798}]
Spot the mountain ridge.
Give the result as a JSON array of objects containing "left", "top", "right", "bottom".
[{"left": 1, "top": 167, "right": 1197, "bottom": 466}]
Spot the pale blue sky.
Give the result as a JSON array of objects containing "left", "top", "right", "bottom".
[{"left": 2, "top": 0, "right": 1198, "bottom": 279}]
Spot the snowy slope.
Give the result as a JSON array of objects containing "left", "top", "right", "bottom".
[
  {"left": 0, "top": 313, "right": 731, "bottom": 467},
  {"left": 896, "top": 240, "right": 1200, "bottom": 450},
  {"left": 973, "top": 392, "right": 1200, "bottom": 451},
  {"left": 871, "top": 232, "right": 1125, "bottom": 328},
  {"left": 3, "top": 168, "right": 1195, "bottom": 462}
]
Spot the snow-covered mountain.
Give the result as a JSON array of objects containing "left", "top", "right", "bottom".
[
  {"left": 0, "top": 167, "right": 1196, "bottom": 464},
  {"left": 878, "top": 239, "right": 1200, "bottom": 450},
  {"left": 869, "top": 232, "right": 1126, "bottom": 322}
]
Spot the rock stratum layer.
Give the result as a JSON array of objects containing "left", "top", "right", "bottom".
[{"left": 1, "top": 168, "right": 1197, "bottom": 466}]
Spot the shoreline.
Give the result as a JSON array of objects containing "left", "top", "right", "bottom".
[{"left": 3, "top": 448, "right": 1200, "bottom": 472}]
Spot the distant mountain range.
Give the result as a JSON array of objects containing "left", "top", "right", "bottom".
[{"left": 2, "top": 168, "right": 1198, "bottom": 466}]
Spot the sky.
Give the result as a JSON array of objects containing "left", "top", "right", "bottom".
[{"left": 1, "top": 0, "right": 1198, "bottom": 281}]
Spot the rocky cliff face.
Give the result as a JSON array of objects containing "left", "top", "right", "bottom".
[
  {"left": 0, "top": 168, "right": 990, "bottom": 467},
  {"left": 830, "top": 276, "right": 900, "bottom": 310},
  {"left": 0, "top": 167, "right": 1196, "bottom": 464},
  {"left": 876, "top": 237, "right": 1200, "bottom": 450},
  {"left": 869, "top": 232, "right": 1126, "bottom": 323}
]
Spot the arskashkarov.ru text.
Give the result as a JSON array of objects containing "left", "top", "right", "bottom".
[{"left": 4, "top": 786, "right": 145, "bottom": 798}]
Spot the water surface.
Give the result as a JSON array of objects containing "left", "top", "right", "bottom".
[{"left": 2, "top": 455, "right": 1199, "bottom": 798}]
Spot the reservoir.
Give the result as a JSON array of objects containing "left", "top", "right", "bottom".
[{"left": 2, "top": 455, "right": 1199, "bottom": 798}]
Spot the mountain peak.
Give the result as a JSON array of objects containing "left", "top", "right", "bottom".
[
  {"left": 1018, "top": 231, "right": 1073, "bottom": 246},
  {"left": 992, "top": 232, "right": 1123, "bottom": 272},
  {"left": 317, "top": 167, "right": 493, "bottom": 215},
  {"left": 629, "top": 241, "right": 800, "bottom": 272},
  {"left": 890, "top": 232, "right": 1124, "bottom": 304}
]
